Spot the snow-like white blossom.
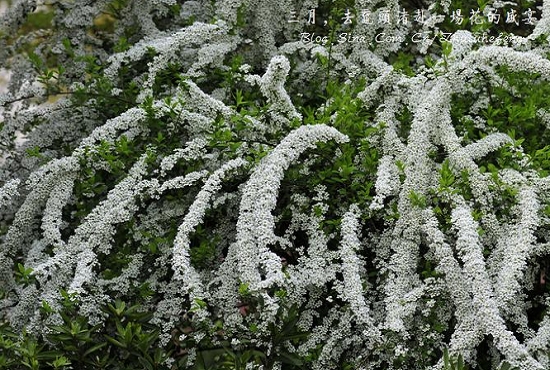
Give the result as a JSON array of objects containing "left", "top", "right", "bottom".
[{"left": 2, "top": 0, "right": 550, "bottom": 368}]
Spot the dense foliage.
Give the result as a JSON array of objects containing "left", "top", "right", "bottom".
[{"left": 1, "top": 0, "right": 550, "bottom": 368}]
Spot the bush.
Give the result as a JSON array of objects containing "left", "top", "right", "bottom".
[{"left": 1, "top": 0, "right": 550, "bottom": 369}]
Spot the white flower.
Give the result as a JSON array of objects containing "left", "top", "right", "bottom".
[
  {"left": 370, "top": 155, "right": 400, "bottom": 211},
  {"left": 171, "top": 158, "right": 247, "bottom": 296},
  {"left": 452, "top": 199, "right": 543, "bottom": 369},
  {"left": 0, "top": 178, "right": 20, "bottom": 209},
  {"left": 228, "top": 124, "right": 348, "bottom": 291},
  {"left": 340, "top": 204, "right": 380, "bottom": 338}
]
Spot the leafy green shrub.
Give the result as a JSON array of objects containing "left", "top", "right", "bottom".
[{"left": 1, "top": 0, "right": 550, "bottom": 369}]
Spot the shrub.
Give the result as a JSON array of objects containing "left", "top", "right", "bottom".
[{"left": 1, "top": 0, "right": 550, "bottom": 369}]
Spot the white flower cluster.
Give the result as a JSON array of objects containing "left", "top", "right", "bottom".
[
  {"left": 0, "top": 178, "right": 20, "bottom": 209},
  {"left": 171, "top": 157, "right": 247, "bottom": 295},
  {"left": 104, "top": 21, "right": 235, "bottom": 102},
  {"left": 226, "top": 124, "right": 348, "bottom": 292},
  {"left": 339, "top": 204, "right": 380, "bottom": 337},
  {"left": 246, "top": 55, "right": 302, "bottom": 127},
  {"left": 1, "top": 0, "right": 550, "bottom": 368},
  {"left": 370, "top": 155, "right": 400, "bottom": 211}
]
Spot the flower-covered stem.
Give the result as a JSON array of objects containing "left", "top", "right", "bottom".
[{"left": 451, "top": 198, "right": 544, "bottom": 369}]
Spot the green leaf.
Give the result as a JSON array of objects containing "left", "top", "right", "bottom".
[
  {"left": 83, "top": 342, "right": 108, "bottom": 357},
  {"left": 443, "top": 348, "right": 450, "bottom": 367},
  {"left": 409, "top": 190, "right": 427, "bottom": 208},
  {"left": 138, "top": 357, "right": 154, "bottom": 370},
  {"left": 277, "top": 351, "right": 304, "bottom": 366},
  {"left": 193, "top": 298, "right": 207, "bottom": 308},
  {"left": 457, "top": 354, "right": 464, "bottom": 369},
  {"left": 104, "top": 335, "right": 126, "bottom": 348},
  {"left": 238, "top": 282, "right": 249, "bottom": 296}
]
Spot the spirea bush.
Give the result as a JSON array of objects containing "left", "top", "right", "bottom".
[{"left": 1, "top": 0, "right": 550, "bottom": 368}]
